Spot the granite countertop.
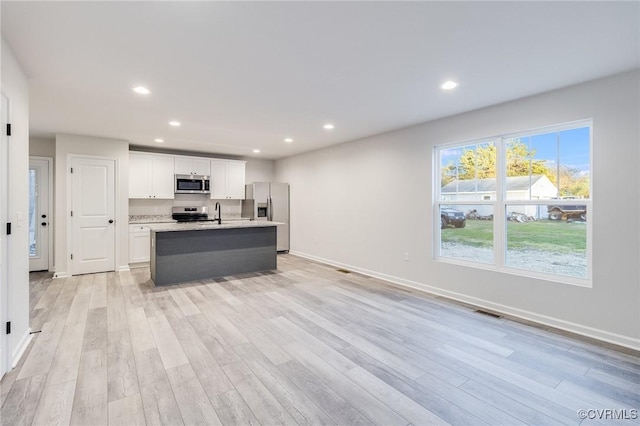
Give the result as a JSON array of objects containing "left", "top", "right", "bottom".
[
  {"left": 129, "top": 214, "right": 251, "bottom": 224},
  {"left": 149, "top": 220, "right": 282, "bottom": 232}
]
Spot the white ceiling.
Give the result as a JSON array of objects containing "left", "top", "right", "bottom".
[{"left": 2, "top": 1, "right": 639, "bottom": 159}]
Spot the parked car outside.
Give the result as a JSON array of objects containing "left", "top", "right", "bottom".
[{"left": 441, "top": 207, "right": 466, "bottom": 229}]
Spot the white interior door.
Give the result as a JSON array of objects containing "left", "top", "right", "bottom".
[
  {"left": 0, "top": 94, "right": 9, "bottom": 377},
  {"left": 29, "top": 158, "right": 50, "bottom": 271},
  {"left": 71, "top": 157, "right": 116, "bottom": 275}
]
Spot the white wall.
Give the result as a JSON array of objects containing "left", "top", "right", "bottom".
[
  {"left": 276, "top": 70, "right": 640, "bottom": 349},
  {"left": 1, "top": 38, "right": 31, "bottom": 368},
  {"left": 244, "top": 158, "right": 275, "bottom": 184},
  {"left": 54, "top": 134, "right": 130, "bottom": 276},
  {"left": 29, "top": 137, "right": 55, "bottom": 157}
]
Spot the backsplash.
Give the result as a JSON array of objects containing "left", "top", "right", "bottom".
[
  {"left": 129, "top": 214, "right": 173, "bottom": 223},
  {"left": 129, "top": 195, "right": 243, "bottom": 221}
]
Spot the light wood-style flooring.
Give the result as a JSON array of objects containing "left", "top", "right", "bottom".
[{"left": 1, "top": 254, "right": 639, "bottom": 425}]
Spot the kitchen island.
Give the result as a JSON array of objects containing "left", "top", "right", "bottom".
[{"left": 149, "top": 221, "right": 279, "bottom": 286}]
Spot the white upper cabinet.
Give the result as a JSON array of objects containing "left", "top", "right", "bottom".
[
  {"left": 209, "top": 160, "right": 227, "bottom": 200},
  {"left": 174, "top": 156, "right": 211, "bottom": 176},
  {"left": 210, "top": 159, "right": 246, "bottom": 200},
  {"left": 226, "top": 161, "right": 246, "bottom": 199},
  {"left": 129, "top": 152, "right": 175, "bottom": 199}
]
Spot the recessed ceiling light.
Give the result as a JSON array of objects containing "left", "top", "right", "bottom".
[
  {"left": 323, "top": 124, "right": 335, "bottom": 130},
  {"left": 168, "top": 121, "right": 181, "bottom": 127},
  {"left": 253, "top": 149, "right": 261, "bottom": 153},
  {"left": 441, "top": 81, "right": 458, "bottom": 90},
  {"left": 284, "top": 138, "right": 293, "bottom": 143},
  {"left": 154, "top": 138, "right": 164, "bottom": 143},
  {"left": 133, "top": 86, "right": 150, "bottom": 95}
]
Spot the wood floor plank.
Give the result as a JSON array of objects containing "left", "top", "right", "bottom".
[
  {"left": 82, "top": 307, "right": 108, "bottom": 353},
  {"left": 279, "top": 359, "right": 373, "bottom": 425},
  {"left": 585, "top": 367, "right": 640, "bottom": 393},
  {"left": 127, "top": 307, "right": 156, "bottom": 354},
  {"left": 555, "top": 379, "right": 639, "bottom": 410},
  {"left": 186, "top": 313, "right": 241, "bottom": 367},
  {"left": 70, "top": 349, "right": 108, "bottom": 426},
  {"left": 165, "top": 363, "right": 222, "bottom": 426},
  {"left": 31, "top": 379, "right": 77, "bottom": 426},
  {"left": 436, "top": 344, "right": 590, "bottom": 412},
  {"left": 0, "top": 331, "right": 36, "bottom": 406},
  {"left": 168, "top": 287, "right": 201, "bottom": 316},
  {"left": 459, "top": 379, "right": 570, "bottom": 425},
  {"left": 33, "top": 278, "right": 63, "bottom": 311},
  {"left": 16, "top": 320, "right": 65, "bottom": 380},
  {"left": 207, "top": 282, "right": 244, "bottom": 306},
  {"left": 228, "top": 313, "right": 293, "bottom": 366},
  {"left": 0, "top": 374, "right": 47, "bottom": 426},
  {"left": 146, "top": 313, "right": 189, "bottom": 370},
  {"left": 198, "top": 299, "right": 250, "bottom": 347},
  {"left": 165, "top": 314, "right": 234, "bottom": 397},
  {"left": 282, "top": 341, "right": 409, "bottom": 426},
  {"left": 210, "top": 389, "right": 260, "bottom": 426},
  {"left": 65, "top": 274, "right": 93, "bottom": 325},
  {"left": 89, "top": 272, "right": 108, "bottom": 309},
  {"left": 46, "top": 322, "right": 86, "bottom": 386},
  {"left": 413, "top": 346, "right": 580, "bottom": 425},
  {"left": 233, "top": 371, "right": 297, "bottom": 426},
  {"left": 271, "top": 315, "right": 357, "bottom": 372},
  {"left": 345, "top": 366, "right": 449, "bottom": 425},
  {"left": 233, "top": 342, "right": 337, "bottom": 425},
  {"left": 267, "top": 291, "right": 426, "bottom": 380},
  {"left": 106, "top": 274, "right": 129, "bottom": 332},
  {"left": 107, "top": 393, "right": 146, "bottom": 426},
  {"left": 47, "top": 277, "right": 79, "bottom": 323},
  {"left": 107, "top": 327, "right": 140, "bottom": 402},
  {"left": 134, "top": 348, "right": 184, "bottom": 426}
]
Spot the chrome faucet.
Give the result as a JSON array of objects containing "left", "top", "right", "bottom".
[{"left": 214, "top": 202, "right": 222, "bottom": 224}]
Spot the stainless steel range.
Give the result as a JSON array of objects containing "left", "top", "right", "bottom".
[{"left": 172, "top": 206, "right": 211, "bottom": 222}]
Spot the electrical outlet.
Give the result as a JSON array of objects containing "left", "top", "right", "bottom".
[{"left": 403, "top": 252, "right": 409, "bottom": 262}]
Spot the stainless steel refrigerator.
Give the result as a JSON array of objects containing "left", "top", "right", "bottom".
[{"left": 242, "top": 182, "right": 290, "bottom": 252}]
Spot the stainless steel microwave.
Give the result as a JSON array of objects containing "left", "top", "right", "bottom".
[{"left": 175, "top": 174, "right": 210, "bottom": 194}]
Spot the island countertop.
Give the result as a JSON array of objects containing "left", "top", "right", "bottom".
[{"left": 148, "top": 220, "right": 282, "bottom": 233}]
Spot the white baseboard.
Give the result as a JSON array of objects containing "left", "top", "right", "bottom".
[
  {"left": 117, "top": 265, "right": 130, "bottom": 272},
  {"left": 11, "top": 329, "right": 33, "bottom": 369},
  {"left": 52, "top": 271, "right": 68, "bottom": 279},
  {"left": 290, "top": 251, "right": 640, "bottom": 351}
]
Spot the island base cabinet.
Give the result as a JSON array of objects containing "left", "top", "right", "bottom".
[{"left": 150, "top": 226, "right": 276, "bottom": 286}]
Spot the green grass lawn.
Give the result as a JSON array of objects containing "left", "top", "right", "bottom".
[{"left": 441, "top": 219, "right": 587, "bottom": 253}]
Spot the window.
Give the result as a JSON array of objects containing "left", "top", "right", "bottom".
[{"left": 435, "top": 120, "right": 592, "bottom": 284}]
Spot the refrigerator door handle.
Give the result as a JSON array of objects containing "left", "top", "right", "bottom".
[{"left": 266, "top": 197, "right": 270, "bottom": 221}]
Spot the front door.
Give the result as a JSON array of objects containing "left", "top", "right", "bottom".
[
  {"left": 71, "top": 157, "right": 116, "bottom": 275},
  {"left": 29, "top": 158, "right": 50, "bottom": 271}
]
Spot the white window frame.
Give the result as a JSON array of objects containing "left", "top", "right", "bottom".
[{"left": 434, "top": 119, "right": 592, "bottom": 287}]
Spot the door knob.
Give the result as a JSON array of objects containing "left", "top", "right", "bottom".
[
  {"left": 108, "top": 219, "right": 114, "bottom": 224},
  {"left": 41, "top": 222, "right": 47, "bottom": 227}
]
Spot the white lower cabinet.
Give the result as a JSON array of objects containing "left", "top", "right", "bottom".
[{"left": 129, "top": 225, "right": 151, "bottom": 264}]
